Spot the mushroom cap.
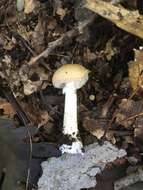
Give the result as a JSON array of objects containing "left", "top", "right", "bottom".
[{"left": 52, "top": 64, "right": 89, "bottom": 89}]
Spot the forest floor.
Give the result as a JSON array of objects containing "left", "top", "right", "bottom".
[{"left": 0, "top": 0, "right": 143, "bottom": 190}]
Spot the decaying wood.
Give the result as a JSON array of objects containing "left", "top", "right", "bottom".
[{"left": 84, "top": 0, "right": 143, "bottom": 39}]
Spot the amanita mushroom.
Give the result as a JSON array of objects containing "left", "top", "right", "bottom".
[{"left": 52, "top": 64, "right": 89, "bottom": 154}]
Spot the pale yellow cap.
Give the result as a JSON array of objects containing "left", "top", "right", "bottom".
[{"left": 52, "top": 64, "right": 89, "bottom": 89}]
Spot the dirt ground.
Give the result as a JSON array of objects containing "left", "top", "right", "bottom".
[{"left": 0, "top": 0, "right": 143, "bottom": 190}]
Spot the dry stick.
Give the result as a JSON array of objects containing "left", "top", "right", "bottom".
[
  {"left": 102, "top": 110, "right": 117, "bottom": 140},
  {"left": 27, "top": 16, "right": 95, "bottom": 65},
  {"left": 84, "top": 0, "right": 143, "bottom": 39},
  {"left": 101, "top": 93, "right": 117, "bottom": 117},
  {"left": 101, "top": 71, "right": 123, "bottom": 138},
  {"left": 119, "top": 112, "right": 143, "bottom": 123},
  {"left": 102, "top": 109, "right": 143, "bottom": 139},
  {"left": 108, "top": 129, "right": 133, "bottom": 136}
]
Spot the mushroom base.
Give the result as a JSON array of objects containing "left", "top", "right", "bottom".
[{"left": 59, "top": 140, "right": 84, "bottom": 154}]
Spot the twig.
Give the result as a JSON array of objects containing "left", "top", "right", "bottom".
[
  {"left": 27, "top": 16, "right": 95, "bottom": 66},
  {"left": 101, "top": 94, "right": 117, "bottom": 117},
  {"left": 84, "top": 0, "right": 143, "bottom": 39},
  {"left": 119, "top": 112, "right": 143, "bottom": 123}
]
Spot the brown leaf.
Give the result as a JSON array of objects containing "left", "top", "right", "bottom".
[
  {"left": 56, "top": 7, "right": 66, "bottom": 20},
  {"left": 83, "top": 117, "right": 117, "bottom": 143},
  {"left": 30, "top": 15, "right": 46, "bottom": 53},
  {"left": 23, "top": 80, "right": 43, "bottom": 95},
  {"left": 21, "top": 102, "right": 50, "bottom": 127},
  {"left": 134, "top": 127, "right": 143, "bottom": 139},
  {"left": 83, "top": 117, "right": 105, "bottom": 139},
  {"left": 0, "top": 99, "right": 15, "bottom": 116},
  {"left": 115, "top": 99, "right": 141, "bottom": 128},
  {"left": 22, "top": 65, "right": 49, "bottom": 95},
  {"left": 53, "top": 0, "right": 66, "bottom": 20},
  {"left": 83, "top": 48, "right": 96, "bottom": 62},
  {"left": 24, "top": 0, "right": 37, "bottom": 14},
  {"left": 128, "top": 49, "right": 143, "bottom": 91},
  {"left": 115, "top": 99, "right": 143, "bottom": 140}
]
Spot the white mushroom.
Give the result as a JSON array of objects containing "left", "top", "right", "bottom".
[{"left": 52, "top": 64, "right": 89, "bottom": 154}]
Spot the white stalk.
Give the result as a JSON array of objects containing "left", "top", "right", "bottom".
[
  {"left": 63, "top": 82, "right": 78, "bottom": 135},
  {"left": 60, "top": 82, "right": 83, "bottom": 154}
]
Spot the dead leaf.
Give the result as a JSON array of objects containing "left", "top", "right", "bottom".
[
  {"left": 23, "top": 80, "right": 43, "bottom": 95},
  {"left": 124, "top": 136, "right": 134, "bottom": 144},
  {"left": 104, "top": 39, "right": 117, "bottom": 61},
  {"left": 128, "top": 49, "right": 143, "bottom": 91},
  {"left": 83, "top": 48, "right": 96, "bottom": 62},
  {"left": 83, "top": 117, "right": 105, "bottom": 139},
  {"left": 115, "top": 112, "right": 133, "bottom": 128},
  {"left": 83, "top": 117, "right": 117, "bottom": 143},
  {"left": 115, "top": 99, "right": 137, "bottom": 128},
  {"left": 38, "top": 111, "right": 50, "bottom": 127},
  {"left": 20, "top": 64, "right": 49, "bottom": 96},
  {"left": 21, "top": 102, "right": 50, "bottom": 127},
  {"left": 24, "top": 0, "right": 37, "bottom": 14},
  {"left": 134, "top": 127, "right": 143, "bottom": 139},
  {"left": 47, "top": 18, "right": 57, "bottom": 30},
  {"left": 0, "top": 99, "right": 15, "bottom": 116},
  {"left": 30, "top": 14, "right": 46, "bottom": 53},
  {"left": 56, "top": 7, "right": 66, "bottom": 20},
  {"left": 115, "top": 99, "right": 143, "bottom": 140},
  {"left": 106, "top": 132, "right": 116, "bottom": 144},
  {"left": 134, "top": 116, "right": 143, "bottom": 140},
  {"left": 53, "top": 0, "right": 66, "bottom": 20}
]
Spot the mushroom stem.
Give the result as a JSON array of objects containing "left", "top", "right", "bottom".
[
  {"left": 60, "top": 81, "right": 83, "bottom": 154},
  {"left": 63, "top": 82, "right": 78, "bottom": 135}
]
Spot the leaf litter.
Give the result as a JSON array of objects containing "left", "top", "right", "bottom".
[{"left": 0, "top": 0, "right": 143, "bottom": 189}]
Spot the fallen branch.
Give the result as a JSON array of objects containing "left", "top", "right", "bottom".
[
  {"left": 84, "top": 0, "right": 143, "bottom": 39},
  {"left": 27, "top": 17, "right": 95, "bottom": 65}
]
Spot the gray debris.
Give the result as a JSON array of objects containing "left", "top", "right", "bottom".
[
  {"left": 38, "top": 141, "right": 126, "bottom": 190},
  {"left": 0, "top": 123, "right": 61, "bottom": 190},
  {"left": 120, "top": 182, "right": 143, "bottom": 190},
  {"left": 114, "top": 166, "right": 143, "bottom": 190}
]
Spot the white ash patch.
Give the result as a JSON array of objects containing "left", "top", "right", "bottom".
[{"left": 38, "top": 141, "right": 126, "bottom": 190}]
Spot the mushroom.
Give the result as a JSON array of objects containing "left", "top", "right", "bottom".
[{"left": 52, "top": 64, "right": 89, "bottom": 154}]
